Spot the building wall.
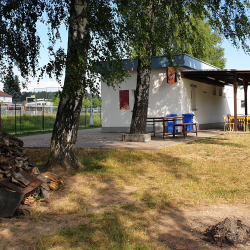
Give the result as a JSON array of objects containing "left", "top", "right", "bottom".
[
  {"left": 0, "top": 96, "right": 12, "bottom": 103},
  {"left": 102, "top": 68, "right": 230, "bottom": 132}
]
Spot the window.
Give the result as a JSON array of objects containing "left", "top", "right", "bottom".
[
  {"left": 241, "top": 100, "right": 245, "bottom": 108},
  {"left": 119, "top": 90, "right": 129, "bottom": 110}
]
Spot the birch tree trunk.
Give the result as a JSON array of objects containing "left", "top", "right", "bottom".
[
  {"left": 48, "top": 0, "right": 89, "bottom": 169},
  {"left": 130, "top": 56, "right": 152, "bottom": 134},
  {"left": 129, "top": 2, "right": 154, "bottom": 134}
]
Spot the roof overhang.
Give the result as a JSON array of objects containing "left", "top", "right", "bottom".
[
  {"left": 122, "top": 54, "right": 219, "bottom": 71},
  {"left": 181, "top": 69, "right": 250, "bottom": 87}
]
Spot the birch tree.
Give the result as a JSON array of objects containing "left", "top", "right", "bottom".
[
  {"left": 117, "top": 0, "right": 250, "bottom": 134},
  {"left": 0, "top": 0, "right": 128, "bottom": 168}
]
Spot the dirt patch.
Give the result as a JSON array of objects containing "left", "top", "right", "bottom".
[
  {"left": 151, "top": 204, "right": 250, "bottom": 250},
  {"left": 203, "top": 218, "right": 250, "bottom": 246}
]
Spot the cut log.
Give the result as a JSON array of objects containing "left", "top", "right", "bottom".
[
  {"left": 13, "top": 172, "right": 30, "bottom": 187},
  {"left": 0, "top": 131, "right": 23, "bottom": 148}
]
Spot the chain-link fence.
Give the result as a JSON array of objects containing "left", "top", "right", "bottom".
[{"left": 0, "top": 104, "right": 102, "bottom": 134}]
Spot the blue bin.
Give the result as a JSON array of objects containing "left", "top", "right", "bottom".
[
  {"left": 166, "top": 114, "right": 178, "bottom": 133},
  {"left": 182, "top": 114, "right": 195, "bottom": 131}
]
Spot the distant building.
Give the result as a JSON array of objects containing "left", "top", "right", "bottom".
[{"left": 0, "top": 91, "right": 12, "bottom": 103}]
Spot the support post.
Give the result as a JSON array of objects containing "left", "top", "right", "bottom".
[
  {"left": 244, "top": 80, "right": 248, "bottom": 116},
  {"left": 244, "top": 80, "right": 248, "bottom": 130},
  {"left": 233, "top": 73, "right": 238, "bottom": 131}
]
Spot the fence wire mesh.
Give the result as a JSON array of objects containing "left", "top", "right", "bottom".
[{"left": 0, "top": 105, "right": 102, "bottom": 134}]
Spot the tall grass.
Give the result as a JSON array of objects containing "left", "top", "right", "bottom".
[{"left": 1, "top": 113, "right": 101, "bottom": 134}]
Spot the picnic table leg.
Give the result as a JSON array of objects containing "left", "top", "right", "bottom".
[
  {"left": 163, "top": 119, "right": 165, "bottom": 140},
  {"left": 153, "top": 119, "right": 155, "bottom": 137},
  {"left": 184, "top": 125, "right": 187, "bottom": 139},
  {"left": 173, "top": 124, "right": 176, "bottom": 138}
]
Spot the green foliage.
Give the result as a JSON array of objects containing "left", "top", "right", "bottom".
[
  {"left": 92, "top": 97, "right": 102, "bottom": 107},
  {"left": 0, "top": 0, "right": 129, "bottom": 94},
  {"left": 52, "top": 93, "right": 60, "bottom": 106},
  {"left": 117, "top": 0, "right": 250, "bottom": 66},
  {"left": 117, "top": 0, "right": 250, "bottom": 134},
  {"left": 82, "top": 97, "right": 91, "bottom": 108},
  {"left": 174, "top": 16, "right": 226, "bottom": 69},
  {"left": 3, "top": 70, "right": 21, "bottom": 102}
]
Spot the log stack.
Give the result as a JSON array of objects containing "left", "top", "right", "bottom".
[
  {"left": 0, "top": 132, "right": 64, "bottom": 217},
  {"left": 0, "top": 131, "right": 35, "bottom": 187}
]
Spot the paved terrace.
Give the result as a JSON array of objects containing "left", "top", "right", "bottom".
[{"left": 19, "top": 128, "right": 224, "bottom": 150}]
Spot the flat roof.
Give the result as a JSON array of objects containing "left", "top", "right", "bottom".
[
  {"left": 181, "top": 69, "right": 250, "bottom": 86},
  {"left": 123, "top": 54, "right": 219, "bottom": 71}
]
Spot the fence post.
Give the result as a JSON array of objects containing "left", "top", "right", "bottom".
[
  {"left": 99, "top": 106, "right": 102, "bottom": 125},
  {"left": 20, "top": 107, "right": 21, "bottom": 132},
  {"left": 43, "top": 104, "right": 45, "bottom": 132},
  {"left": 14, "top": 104, "right": 16, "bottom": 133},
  {"left": 85, "top": 103, "right": 87, "bottom": 127}
]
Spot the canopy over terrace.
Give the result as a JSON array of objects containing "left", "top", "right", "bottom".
[{"left": 181, "top": 69, "right": 250, "bottom": 131}]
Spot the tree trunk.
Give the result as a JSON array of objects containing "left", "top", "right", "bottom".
[
  {"left": 47, "top": 0, "right": 89, "bottom": 169},
  {"left": 129, "top": 2, "right": 154, "bottom": 134},
  {"left": 130, "top": 57, "right": 152, "bottom": 134}
]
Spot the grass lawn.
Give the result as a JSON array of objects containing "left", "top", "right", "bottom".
[
  {"left": 1, "top": 113, "right": 102, "bottom": 135},
  {"left": 2, "top": 132, "right": 250, "bottom": 249}
]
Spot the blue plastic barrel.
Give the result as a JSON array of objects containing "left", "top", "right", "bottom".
[
  {"left": 182, "top": 114, "right": 195, "bottom": 131},
  {"left": 166, "top": 114, "right": 178, "bottom": 133}
]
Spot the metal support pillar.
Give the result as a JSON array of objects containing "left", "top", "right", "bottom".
[{"left": 233, "top": 73, "right": 238, "bottom": 131}]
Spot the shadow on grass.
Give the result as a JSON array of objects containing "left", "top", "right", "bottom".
[
  {"left": 23, "top": 146, "right": 244, "bottom": 250},
  {"left": 77, "top": 148, "right": 200, "bottom": 184},
  {"left": 36, "top": 204, "right": 214, "bottom": 250},
  {"left": 189, "top": 134, "right": 250, "bottom": 149}
]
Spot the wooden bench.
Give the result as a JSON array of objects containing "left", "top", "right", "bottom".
[
  {"left": 173, "top": 123, "right": 198, "bottom": 139},
  {"left": 146, "top": 116, "right": 184, "bottom": 139}
]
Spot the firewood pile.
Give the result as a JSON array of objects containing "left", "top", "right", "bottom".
[
  {"left": 0, "top": 131, "right": 64, "bottom": 217},
  {"left": 0, "top": 132, "right": 34, "bottom": 183}
]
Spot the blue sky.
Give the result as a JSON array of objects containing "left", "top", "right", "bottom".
[
  {"left": 222, "top": 40, "right": 250, "bottom": 70},
  {"left": 5, "top": 22, "right": 250, "bottom": 92}
]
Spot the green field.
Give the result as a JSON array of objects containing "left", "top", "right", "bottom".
[{"left": 1, "top": 113, "right": 102, "bottom": 134}]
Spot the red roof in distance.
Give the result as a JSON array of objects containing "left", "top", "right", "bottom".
[{"left": 0, "top": 91, "right": 12, "bottom": 98}]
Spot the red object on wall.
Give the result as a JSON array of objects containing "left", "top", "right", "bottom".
[
  {"left": 167, "top": 67, "right": 176, "bottom": 84},
  {"left": 120, "top": 90, "right": 129, "bottom": 110}
]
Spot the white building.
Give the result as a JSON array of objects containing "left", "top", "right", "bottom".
[
  {"left": 101, "top": 54, "right": 250, "bottom": 132},
  {"left": 0, "top": 91, "right": 12, "bottom": 103}
]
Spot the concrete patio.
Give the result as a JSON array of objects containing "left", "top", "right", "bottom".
[{"left": 19, "top": 128, "right": 225, "bottom": 150}]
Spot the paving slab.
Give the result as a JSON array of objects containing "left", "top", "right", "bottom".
[{"left": 19, "top": 128, "right": 225, "bottom": 150}]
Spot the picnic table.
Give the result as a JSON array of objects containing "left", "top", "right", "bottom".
[{"left": 147, "top": 116, "right": 198, "bottom": 139}]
